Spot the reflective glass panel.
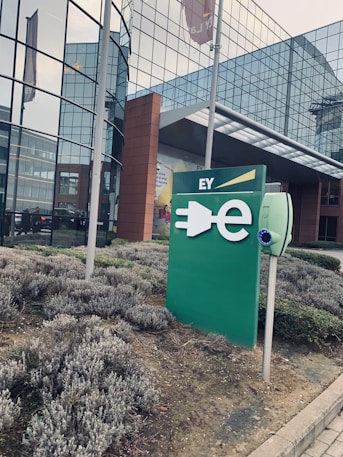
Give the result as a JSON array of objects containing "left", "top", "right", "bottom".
[
  {"left": 0, "top": 0, "right": 19, "bottom": 38},
  {"left": 0, "top": 37, "right": 15, "bottom": 77},
  {"left": 18, "top": 0, "right": 67, "bottom": 61},
  {"left": 11, "top": 82, "right": 61, "bottom": 137},
  {"left": 72, "top": 0, "right": 101, "bottom": 23},
  {"left": 66, "top": 2, "right": 99, "bottom": 44}
]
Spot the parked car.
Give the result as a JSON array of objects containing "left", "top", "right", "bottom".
[
  {"left": 16, "top": 209, "right": 49, "bottom": 233},
  {"left": 52, "top": 208, "right": 76, "bottom": 230},
  {"left": 40, "top": 214, "right": 52, "bottom": 230},
  {"left": 15, "top": 213, "right": 22, "bottom": 229}
]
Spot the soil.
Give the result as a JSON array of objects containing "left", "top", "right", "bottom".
[
  {"left": 122, "top": 323, "right": 343, "bottom": 457},
  {"left": 1, "top": 307, "right": 342, "bottom": 457}
]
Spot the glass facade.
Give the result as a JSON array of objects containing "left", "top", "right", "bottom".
[
  {"left": 1, "top": 0, "right": 343, "bottom": 244},
  {"left": 129, "top": 2, "right": 343, "bottom": 160},
  {"left": 128, "top": 0, "right": 290, "bottom": 99},
  {"left": 0, "top": 0, "right": 131, "bottom": 246},
  {"left": 127, "top": 1, "right": 343, "bottom": 242}
]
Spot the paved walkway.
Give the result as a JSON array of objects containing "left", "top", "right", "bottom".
[
  {"left": 247, "top": 249, "right": 343, "bottom": 457},
  {"left": 300, "top": 411, "right": 343, "bottom": 457},
  {"left": 299, "top": 249, "right": 343, "bottom": 456},
  {"left": 248, "top": 352, "right": 343, "bottom": 457}
]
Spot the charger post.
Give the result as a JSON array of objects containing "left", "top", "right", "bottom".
[{"left": 258, "top": 192, "right": 293, "bottom": 382}]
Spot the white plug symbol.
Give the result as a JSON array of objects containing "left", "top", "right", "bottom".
[{"left": 175, "top": 200, "right": 252, "bottom": 241}]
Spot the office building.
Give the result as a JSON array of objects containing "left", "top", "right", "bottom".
[
  {"left": 1, "top": 0, "right": 343, "bottom": 245},
  {"left": 0, "top": 0, "right": 130, "bottom": 244},
  {"left": 117, "top": 1, "right": 343, "bottom": 243}
]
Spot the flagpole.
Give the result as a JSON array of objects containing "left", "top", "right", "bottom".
[
  {"left": 10, "top": 14, "right": 34, "bottom": 238},
  {"left": 85, "top": 0, "right": 111, "bottom": 280},
  {"left": 204, "top": 0, "right": 223, "bottom": 170},
  {"left": 10, "top": 94, "right": 25, "bottom": 238}
]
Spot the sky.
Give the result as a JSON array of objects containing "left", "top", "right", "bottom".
[{"left": 254, "top": 0, "right": 343, "bottom": 36}]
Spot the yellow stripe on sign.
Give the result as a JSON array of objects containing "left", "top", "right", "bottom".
[{"left": 215, "top": 169, "right": 256, "bottom": 189}]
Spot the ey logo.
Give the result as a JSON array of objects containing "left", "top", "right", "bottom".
[{"left": 198, "top": 169, "right": 256, "bottom": 191}]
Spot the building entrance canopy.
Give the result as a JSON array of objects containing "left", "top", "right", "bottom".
[{"left": 160, "top": 101, "right": 343, "bottom": 183}]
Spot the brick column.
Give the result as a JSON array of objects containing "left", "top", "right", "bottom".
[
  {"left": 117, "top": 93, "right": 161, "bottom": 241},
  {"left": 298, "top": 183, "right": 321, "bottom": 242}
]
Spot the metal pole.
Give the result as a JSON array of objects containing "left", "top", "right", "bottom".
[
  {"left": 10, "top": 14, "right": 31, "bottom": 239},
  {"left": 10, "top": 103, "right": 24, "bottom": 239},
  {"left": 85, "top": 0, "right": 111, "bottom": 280},
  {"left": 204, "top": 0, "right": 224, "bottom": 170},
  {"left": 262, "top": 255, "right": 278, "bottom": 382}
]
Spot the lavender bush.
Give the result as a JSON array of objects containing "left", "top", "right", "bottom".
[
  {"left": 19, "top": 315, "right": 159, "bottom": 456},
  {"left": 0, "top": 390, "right": 21, "bottom": 432},
  {"left": 0, "top": 242, "right": 342, "bottom": 456}
]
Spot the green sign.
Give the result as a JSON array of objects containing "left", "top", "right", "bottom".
[{"left": 166, "top": 165, "right": 266, "bottom": 349}]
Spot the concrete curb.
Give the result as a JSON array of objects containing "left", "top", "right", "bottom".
[{"left": 247, "top": 372, "right": 343, "bottom": 457}]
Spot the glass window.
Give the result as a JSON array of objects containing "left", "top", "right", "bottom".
[
  {"left": 0, "top": 77, "right": 13, "bottom": 107},
  {"left": 14, "top": 43, "right": 63, "bottom": 98},
  {"left": 0, "top": 0, "right": 19, "bottom": 38},
  {"left": 318, "top": 216, "right": 337, "bottom": 241},
  {"left": 0, "top": 146, "right": 8, "bottom": 160},
  {"left": 321, "top": 180, "right": 340, "bottom": 205},
  {"left": 72, "top": 0, "right": 102, "bottom": 23},
  {"left": 103, "top": 170, "right": 110, "bottom": 194},
  {"left": 17, "top": 1, "right": 67, "bottom": 61},
  {"left": 59, "top": 171, "right": 79, "bottom": 195},
  {"left": 11, "top": 82, "right": 61, "bottom": 137},
  {"left": 0, "top": 37, "right": 15, "bottom": 77},
  {"left": 66, "top": 2, "right": 99, "bottom": 44},
  {"left": 0, "top": 0, "right": 128, "bottom": 246}
]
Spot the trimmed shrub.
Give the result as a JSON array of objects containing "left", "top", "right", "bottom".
[
  {"left": 259, "top": 294, "right": 343, "bottom": 347},
  {"left": 290, "top": 241, "right": 343, "bottom": 250},
  {"left": 260, "top": 254, "right": 343, "bottom": 319},
  {"left": 287, "top": 248, "right": 340, "bottom": 271},
  {"left": 111, "top": 237, "right": 129, "bottom": 245}
]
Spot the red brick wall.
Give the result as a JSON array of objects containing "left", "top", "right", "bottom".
[
  {"left": 298, "top": 183, "right": 321, "bottom": 242},
  {"left": 117, "top": 93, "right": 161, "bottom": 241}
]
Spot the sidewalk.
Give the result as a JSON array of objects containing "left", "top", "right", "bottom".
[
  {"left": 298, "top": 249, "right": 343, "bottom": 457},
  {"left": 247, "top": 373, "right": 343, "bottom": 457},
  {"left": 247, "top": 248, "right": 343, "bottom": 457},
  {"left": 300, "top": 412, "right": 343, "bottom": 457}
]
